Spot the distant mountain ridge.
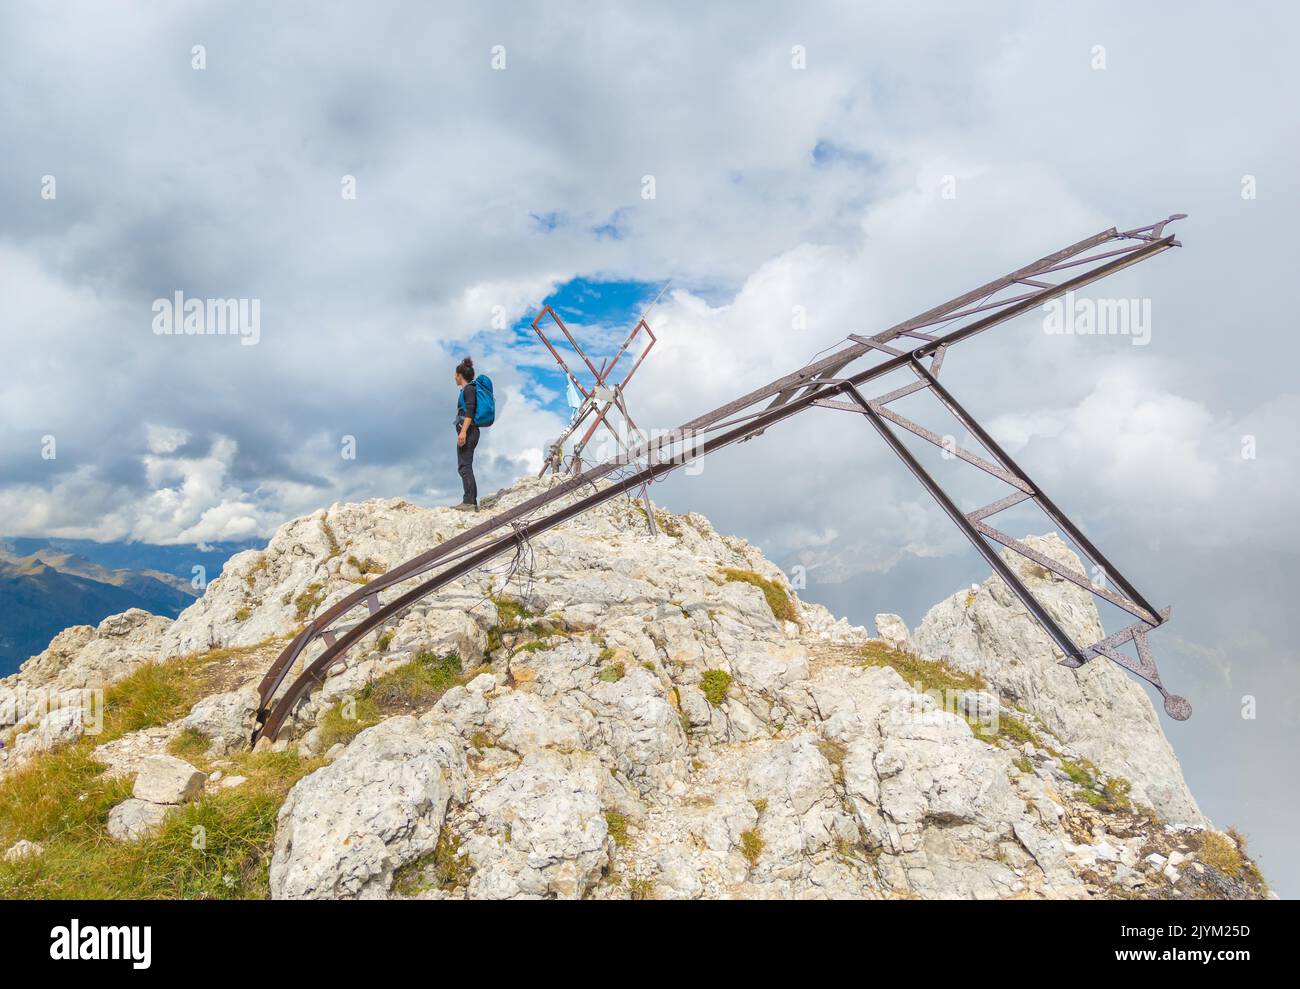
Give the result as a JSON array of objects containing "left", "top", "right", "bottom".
[
  {"left": 1, "top": 536, "right": 259, "bottom": 584},
  {"left": 0, "top": 537, "right": 254, "bottom": 676}
]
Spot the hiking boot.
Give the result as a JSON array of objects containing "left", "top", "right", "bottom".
[{"left": 451, "top": 502, "right": 478, "bottom": 512}]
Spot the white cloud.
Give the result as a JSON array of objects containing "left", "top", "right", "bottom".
[
  {"left": 0, "top": 1, "right": 1297, "bottom": 566},
  {"left": 145, "top": 424, "right": 190, "bottom": 455}
]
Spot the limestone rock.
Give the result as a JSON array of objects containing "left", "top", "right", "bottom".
[
  {"left": 10, "top": 703, "right": 86, "bottom": 763},
  {"left": 390, "top": 608, "right": 489, "bottom": 668},
  {"left": 874, "top": 613, "right": 911, "bottom": 650},
  {"left": 107, "top": 798, "right": 172, "bottom": 842},
  {"left": 132, "top": 755, "right": 206, "bottom": 804},
  {"left": 1, "top": 609, "right": 170, "bottom": 730},
  {"left": 813, "top": 662, "right": 1078, "bottom": 898},
  {"left": 181, "top": 686, "right": 260, "bottom": 754},
  {"left": 466, "top": 751, "right": 609, "bottom": 899},
  {"left": 583, "top": 666, "right": 688, "bottom": 792},
  {"left": 678, "top": 684, "right": 712, "bottom": 727},
  {"left": 89, "top": 725, "right": 176, "bottom": 781},
  {"left": 3, "top": 473, "right": 1234, "bottom": 900},
  {"left": 913, "top": 533, "right": 1203, "bottom": 826},
  {"left": 483, "top": 690, "right": 591, "bottom": 754},
  {"left": 3, "top": 840, "right": 44, "bottom": 863},
  {"left": 269, "top": 717, "right": 467, "bottom": 900}
]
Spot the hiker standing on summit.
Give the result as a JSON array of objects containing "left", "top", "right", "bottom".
[{"left": 453, "top": 356, "right": 494, "bottom": 511}]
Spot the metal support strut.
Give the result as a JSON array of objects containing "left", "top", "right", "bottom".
[{"left": 838, "top": 362, "right": 1188, "bottom": 720}]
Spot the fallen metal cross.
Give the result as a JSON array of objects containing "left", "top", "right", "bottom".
[
  {"left": 252, "top": 216, "right": 1193, "bottom": 742},
  {"left": 531, "top": 301, "right": 658, "bottom": 478}
]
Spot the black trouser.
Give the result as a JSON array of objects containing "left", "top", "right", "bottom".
[{"left": 457, "top": 424, "right": 480, "bottom": 505}]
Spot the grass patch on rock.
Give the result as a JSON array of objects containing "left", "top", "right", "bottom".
[
  {"left": 365, "top": 651, "right": 464, "bottom": 710},
  {"left": 315, "top": 697, "right": 382, "bottom": 750},
  {"left": 719, "top": 568, "right": 798, "bottom": 624},
  {"left": 628, "top": 876, "right": 655, "bottom": 900},
  {"left": 393, "top": 829, "right": 471, "bottom": 897},
  {"left": 631, "top": 503, "right": 685, "bottom": 538},
  {"left": 347, "top": 554, "right": 387, "bottom": 576},
  {"left": 0, "top": 641, "right": 316, "bottom": 898},
  {"left": 858, "top": 640, "right": 987, "bottom": 693},
  {"left": 605, "top": 810, "right": 629, "bottom": 848},
  {"left": 244, "top": 555, "right": 268, "bottom": 588},
  {"left": 321, "top": 517, "right": 343, "bottom": 561},
  {"left": 168, "top": 727, "right": 213, "bottom": 763},
  {"left": 316, "top": 651, "right": 468, "bottom": 749},
  {"left": 485, "top": 593, "right": 537, "bottom": 654},
  {"left": 597, "top": 662, "right": 626, "bottom": 683},
  {"left": 699, "top": 669, "right": 732, "bottom": 707},
  {"left": 1199, "top": 829, "right": 1269, "bottom": 894},
  {"left": 294, "top": 583, "right": 325, "bottom": 621},
  {"left": 1197, "top": 831, "right": 1244, "bottom": 874},
  {"left": 817, "top": 740, "right": 847, "bottom": 782},
  {"left": 96, "top": 642, "right": 271, "bottom": 742},
  {"left": 0, "top": 735, "right": 322, "bottom": 899}
]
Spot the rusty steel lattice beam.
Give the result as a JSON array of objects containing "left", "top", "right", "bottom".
[
  {"left": 251, "top": 214, "right": 1190, "bottom": 742},
  {"left": 532, "top": 304, "right": 658, "bottom": 477},
  {"left": 836, "top": 359, "right": 1188, "bottom": 720}
]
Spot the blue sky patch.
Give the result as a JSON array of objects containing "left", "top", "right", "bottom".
[
  {"left": 491, "top": 277, "right": 664, "bottom": 417},
  {"left": 811, "top": 139, "right": 880, "bottom": 171}
]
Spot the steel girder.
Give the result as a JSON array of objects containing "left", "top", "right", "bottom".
[{"left": 252, "top": 214, "right": 1189, "bottom": 742}]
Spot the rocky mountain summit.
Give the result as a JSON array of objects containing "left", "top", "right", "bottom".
[{"left": 0, "top": 478, "right": 1269, "bottom": 899}]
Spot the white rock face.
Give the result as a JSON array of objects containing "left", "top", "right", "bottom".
[
  {"left": 3, "top": 477, "right": 1220, "bottom": 899},
  {"left": 814, "top": 663, "right": 1076, "bottom": 898},
  {"left": 16, "top": 609, "right": 171, "bottom": 693},
  {"left": 3, "top": 839, "right": 44, "bottom": 863},
  {"left": 181, "top": 686, "right": 260, "bottom": 754},
  {"left": 158, "top": 499, "right": 481, "bottom": 657},
  {"left": 0, "top": 611, "right": 176, "bottom": 777},
  {"left": 107, "top": 798, "right": 173, "bottom": 842},
  {"left": 912, "top": 534, "right": 1203, "bottom": 827},
  {"left": 0, "top": 610, "right": 178, "bottom": 778},
  {"left": 269, "top": 717, "right": 468, "bottom": 900},
  {"left": 874, "top": 613, "right": 912, "bottom": 650},
  {"left": 8, "top": 704, "right": 86, "bottom": 764},
  {"left": 132, "top": 755, "right": 206, "bottom": 804},
  {"left": 466, "top": 751, "right": 610, "bottom": 899}
]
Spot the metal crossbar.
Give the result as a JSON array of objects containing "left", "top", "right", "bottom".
[
  {"left": 532, "top": 305, "right": 657, "bottom": 477},
  {"left": 251, "top": 214, "right": 1191, "bottom": 742}
]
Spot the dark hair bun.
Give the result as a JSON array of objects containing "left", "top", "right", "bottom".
[
  {"left": 455, "top": 356, "right": 476, "bottom": 381},
  {"left": 462, "top": 357, "right": 473, "bottom": 369}
]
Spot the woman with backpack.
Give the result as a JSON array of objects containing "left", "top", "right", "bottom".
[{"left": 452, "top": 356, "right": 494, "bottom": 511}]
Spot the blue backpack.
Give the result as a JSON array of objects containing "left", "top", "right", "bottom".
[{"left": 464, "top": 375, "right": 495, "bottom": 426}]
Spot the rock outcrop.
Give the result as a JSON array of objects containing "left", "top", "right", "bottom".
[
  {"left": 131, "top": 754, "right": 207, "bottom": 805},
  {"left": 7, "top": 608, "right": 171, "bottom": 699},
  {"left": 181, "top": 687, "right": 261, "bottom": 755},
  {"left": 106, "top": 799, "right": 173, "bottom": 843},
  {"left": 269, "top": 717, "right": 467, "bottom": 899},
  {"left": 104, "top": 754, "right": 207, "bottom": 843},
  {"left": 1, "top": 477, "right": 1239, "bottom": 899},
  {"left": 913, "top": 534, "right": 1202, "bottom": 827}
]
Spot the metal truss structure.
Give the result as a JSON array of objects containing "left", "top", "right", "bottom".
[
  {"left": 252, "top": 214, "right": 1191, "bottom": 742},
  {"left": 532, "top": 304, "right": 657, "bottom": 477}
]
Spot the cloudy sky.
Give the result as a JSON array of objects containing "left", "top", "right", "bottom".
[{"left": 2, "top": 1, "right": 1297, "bottom": 893}]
